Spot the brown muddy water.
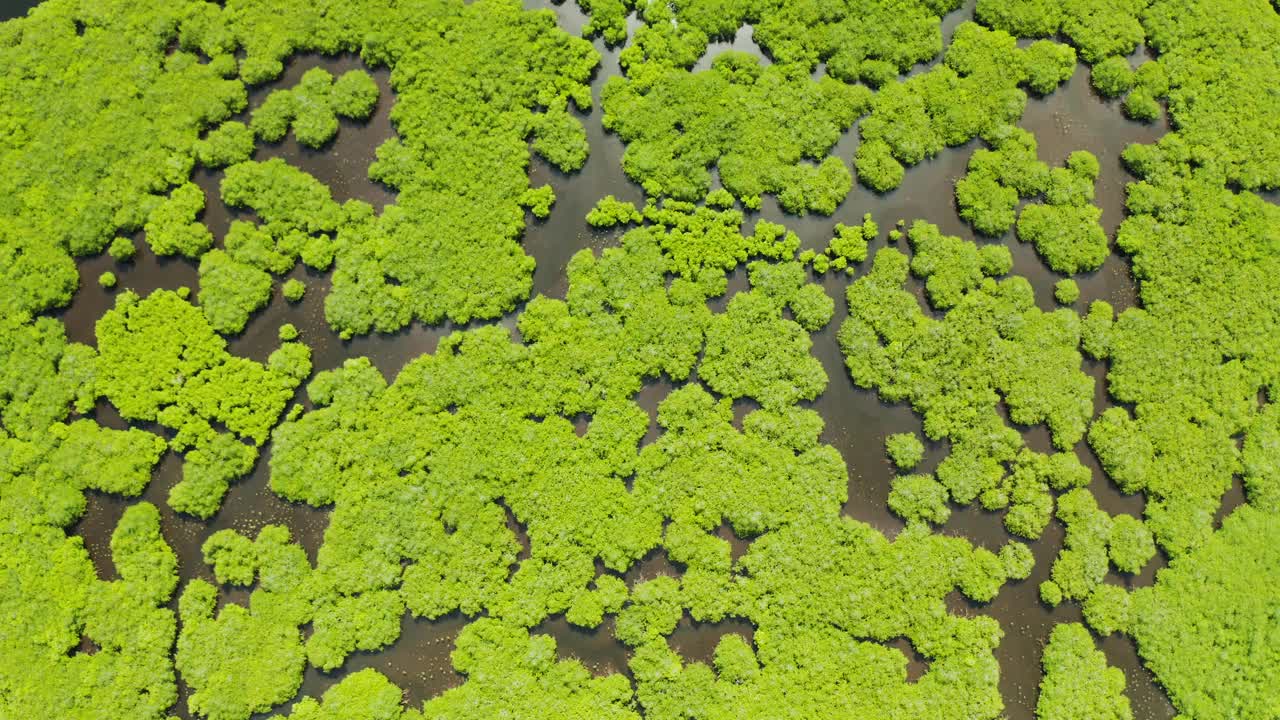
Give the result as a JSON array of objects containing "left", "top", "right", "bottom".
[{"left": 43, "top": 0, "right": 1189, "bottom": 717}]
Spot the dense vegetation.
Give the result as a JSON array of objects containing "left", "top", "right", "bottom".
[{"left": 0, "top": 0, "right": 1276, "bottom": 719}]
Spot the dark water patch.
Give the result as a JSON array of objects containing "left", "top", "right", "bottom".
[
  {"left": 76, "top": 434, "right": 328, "bottom": 604},
  {"left": 0, "top": 0, "right": 40, "bottom": 22},
  {"left": 72, "top": 634, "right": 99, "bottom": 656},
  {"left": 714, "top": 522, "right": 750, "bottom": 564},
  {"left": 806, "top": 270, "right": 914, "bottom": 537},
  {"left": 1021, "top": 64, "right": 1165, "bottom": 235},
  {"left": 669, "top": 614, "right": 754, "bottom": 667},
  {"left": 886, "top": 636, "right": 929, "bottom": 683},
  {"left": 941, "top": 0, "right": 974, "bottom": 51},
  {"left": 693, "top": 25, "right": 770, "bottom": 72},
  {"left": 523, "top": 4, "right": 646, "bottom": 300},
  {"left": 624, "top": 546, "right": 679, "bottom": 586},
  {"left": 943, "top": 502, "right": 1013, "bottom": 553},
  {"left": 705, "top": 265, "right": 750, "bottom": 314},
  {"left": 525, "top": 138, "right": 641, "bottom": 300},
  {"left": 1101, "top": 631, "right": 1177, "bottom": 720},
  {"left": 89, "top": 400, "right": 129, "bottom": 431},
  {"left": 1020, "top": 60, "right": 1163, "bottom": 312},
  {"left": 74, "top": 453, "right": 211, "bottom": 586},
  {"left": 730, "top": 398, "right": 759, "bottom": 431},
  {"left": 56, "top": 241, "right": 200, "bottom": 347},
  {"left": 948, "top": 516, "right": 1084, "bottom": 720},
  {"left": 277, "top": 612, "right": 467, "bottom": 717},
  {"left": 539, "top": 615, "right": 632, "bottom": 678},
  {"left": 242, "top": 55, "right": 398, "bottom": 210},
  {"left": 634, "top": 376, "right": 674, "bottom": 447},
  {"left": 1213, "top": 475, "right": 1247, "bottom": 530},
  {"left": 192, "top": 166, "right": 257, "bottom": 244},
  {"left": 500, "top": 498, "right": 533, "bottom": 565}
]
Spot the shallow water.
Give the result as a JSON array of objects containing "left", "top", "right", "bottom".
[{"left": 40, "top": 0, "right": 1185, "bottom": 716}]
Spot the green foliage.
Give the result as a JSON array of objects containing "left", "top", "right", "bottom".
[
  {"left": 279, "top": 323, "right": 299, "bottom": 342},
  {"left": 40, "top": 420, "right": 168, "bottom": 499},
  {"left": 724, "top": 0, "right": 961, "bottom": 83},
  {"left": 332, "top": 0, "right": 598, "bottom": 336},
  {"left": 98, "top": 271, "right": 117, "bottom": 289},
  {"left": 1081, "top": 583, "right": 1131, "bottom": 636},
  {"left": 820, "top": 214, "right": 875, "bottom": 268},
  {"left": 957, "top": 133, "right": 1106, "bottom": 274},
  {"left": 108, "top": 236, "right": 137, "bottom": 262},
  {"left": 1091, "top": 56, "right": 1136, "bottom": 98},
  {"left": 0, "top": 315, "right": 94, "bottom": 445},
  {"left": 1040, "top": 580, "right": 1063, "bottom": 607},
  {"left": 96, "top": 289, "right": 308, "bottom": 447},
  {"left": 169, "top": 433, "right": 257, "bottom": 518},
  {"left": 856, "top": 24, "right": 1075, "bottom": 192},
  {"left": 2, "top": 1, "right": 1278, "bottom": 718},
  {"left": 203, "top": 529, "right": 258, "bottom": 587},
  {"left": 1050, "top": 488, "right": 1112, "bottom": 601},
  {"left": 330, "top": 70, "right": 380, "bottom": 120},
  {"left": 282, "top": 278, "right": 306, "bottom": 303},
  {"left": 262, "top": 203, "right": 843, "bottom": 669},
  {"left": 222, "top": 159, "right": 343, "bottom": 236},
  {"left": 94, "top": 289, "right": 308, "bottom": 517},
  {"left": 1130, "top": 506, "right": 1280, "bottom": 720},
  {"left": 1022, "top": 41, "right": 1079, "bottom": 96},
  {"left": 1243, "top": 402, "right": 1280, "bottom": 511},
  {"left": 1142, "top": 0, "right": 1280, "bottom": 189},
  {"left": 178, "top": 578, "right": 306, "bottom": 720},
  {"left": 885, "top": 432, "right": 925, "bottom": 471},
  {"left": 655, "top": 519, "right": 1010, "bottom": 719},
  {"left": 1106, "top": 514, "right": 1155, "bottom": 573},
  {"left": 1054, "top": 279, "right": 1080, "bottom": 305},
  {"left": 841, "top": 245, "right": 1092, "bottom": 529},
  {"left": 520, "top": 185, "right": 557, "bottom": 219},
  {"left": 198, "top": 250, "right": 273, "bottom": 334},
  {"left": 975, "top": 0, "right": 1147, "bottom": 63},
  {"left": 252, "top": 68, "right": 379, "bottom": 148},
  {"left": 195, "top": 121, "right": 256, "bottom": 168},
  {"left": 1094, "top": 43, "right": 1280, "bottom": 555},
  {"left": 999, "top": 542, "right": 1035, "bottom": 580},
  {"left": 178, "top": 525, "right": 321, "bottom": 719},
  {"left": 698, "top": 264, "right": 829, "bottom": 408},
  {"left": 273, "top": 669, "right": 406, "bottom": 720},
  {"left": 1017, "top": 151, "right": 1108, "bottom": 274},
  {"left": 956, "top": 127, "right": 1049, "bottom": 236},
  {"left": 423, "top": 619, "right": 636, "bottom": 718},
  {"left": 144, "top": 183, "right": 214, "bottom": 258},
  {"left": 1081, "top": 300, "right": 1114, "bottom": 360},
  {"left": 603, "top": 47, "right": 871, "bottom": 213},
  {"left": 1122, "top": 88, "right": 1161, "bottom": 122},
  {"left": 908, "top": 221, "right": 1011, "bottom": 309},
  {"left": 587, "top": 195, "right": 645, "bottom": 228},
  {"left": 0, "top": 504, "right": 178, "bottom": 719},
  {"left": 1036, "top": 622, "right": 1132, "bottom": 720},
  {"left": 888, "top": 473, "right": 950, "bottom": 525},
  {"left": 0, "top": 2, "right": 245, "bottom": 265}
]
